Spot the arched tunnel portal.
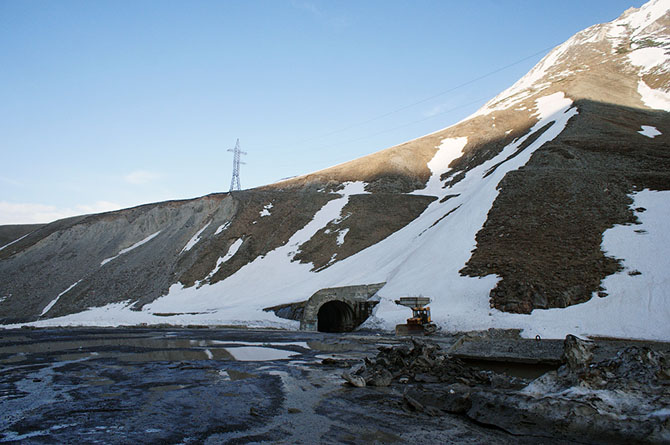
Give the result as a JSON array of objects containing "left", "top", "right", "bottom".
[
  {"left": 296, "top": 283, "right": 386, "bottom": 332},
  {"left": 317, "top": 300, "right": 355, "bottom": 333}
]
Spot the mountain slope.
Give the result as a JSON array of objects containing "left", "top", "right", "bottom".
[{"left": 1, "top": 0, "right": 669, "bottom": 339}]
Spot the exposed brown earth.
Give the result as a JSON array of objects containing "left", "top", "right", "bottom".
[
  {"left": 294, "top": 194, "right": 436, "bottom": 270},
  {"left": 462, "top": 100, "right": 670, "bottom": 313}
]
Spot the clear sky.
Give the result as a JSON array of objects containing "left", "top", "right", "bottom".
[{"left": 0, "top": 0, "right": 645, "bottom": 224}]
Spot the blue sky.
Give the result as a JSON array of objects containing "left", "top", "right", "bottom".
[{"left": 0, "top": 0, "right": 645, "bottom": 224}]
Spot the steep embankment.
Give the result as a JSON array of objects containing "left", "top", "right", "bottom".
[{"left": 0, "top": 0, "right": 668, "bottom": 339}]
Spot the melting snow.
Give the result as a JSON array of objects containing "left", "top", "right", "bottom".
[
  {"left": 0, "top": 233, "right": 30, "bottom": 252},
  {"left": 101, "top": 231, "right": 162, "bottom": 266},
  {"left": 638, "top": 80, "right": 670, "bottom": 111},
  {"left": 628, "top": 47, "right": 668, "bottom": 73},
  {"left": 621, "top": 0, "right": 670, "bottom": 38},
  {"left": 259, "top": 203, "right": 273, "bottom": 217},
  {"left": 412, "top": 137, "right": 468, "bottom": 197},
  {"left": 181, "top": 222, "right": 211, "bottom": 253},
  {"left": 202, "top": 238, "right": 244, "bottom": 282},
  {"left": 41, "top": 280, "right": 83, "bottom": 316},
  {"left": 639, "top": 125, "right": 662, "bottom": 138},
  {"left": 336, "top": 228, "right": 349, "bottom": 246},
  {"left": 215, "top": 221, "right": 231, "bottom": 235}
]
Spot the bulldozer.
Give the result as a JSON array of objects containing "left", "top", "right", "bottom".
[{"left": 394, "top": 296, "right": 437, "bottom": 336}]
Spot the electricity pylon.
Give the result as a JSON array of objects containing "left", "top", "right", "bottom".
[{"left": 227, "top": 138, "right": 246, "bottom": 192}]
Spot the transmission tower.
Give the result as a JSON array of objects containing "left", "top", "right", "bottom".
[{"left": 227, "top": 138, "right": 247, "bottom": 192}]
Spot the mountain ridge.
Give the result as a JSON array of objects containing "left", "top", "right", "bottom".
[{"left": 1, "top": 0, "right": 669, "bottom": 340}]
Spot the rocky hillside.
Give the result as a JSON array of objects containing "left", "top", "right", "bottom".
[{"left": 1, "top": 0, "right": 669, "bottom": 339}]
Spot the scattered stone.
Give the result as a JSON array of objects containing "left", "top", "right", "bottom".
[
  {"left": 342, "top": 372, "right": 366, "bottom": 388},
  {"left": 562, "top": 334, "right": 594, "bottom": 370},
  {"left": 367, "top": 368, "right": 392, "bottom": 387},
  {"left": 339, "top": 334, "right": 670, "bottom": 444},
  {"left": 403, "top": 392, "right": 424, "bottom": 412},
  {"left": 341, "top": 339, "right": 504, "bottom": 387}
]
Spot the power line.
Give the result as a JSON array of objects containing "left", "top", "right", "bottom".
[
  {"left": 308, "top": 95, "right": 490, "bottom": 152},
  {"left": 289, "top": 44, "right": 556, "bottom": 147}
]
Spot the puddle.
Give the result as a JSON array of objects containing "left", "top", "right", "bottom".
[
  {"left": 225, "top": 346, "right": 299, "bottom": 362},
  {"left": 57, "top": 352, "right": 108, "bottom": 361},
  {"left": 306, "top": 340, "right": 354, "bottom": 352},
  {"left": 211, "top": 340, "right": 310, "bottom": 349},
  {"left": 149, "top": 384, "right": 186, "bottom": 392},
  {"left": 83, "top": 376, "right": 115, "bottom": 386},
  {"left": 0, "top": 337, "right": 200, "bottom": 355},
  {"left": 0, "top": 353, "right": 27, "bottom": 364},
  {"left": 120, "top": 348, "right": 233, "bottom": 362}
]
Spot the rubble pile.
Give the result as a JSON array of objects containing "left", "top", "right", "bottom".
[
  {"left": 341, "top": 335, "right": 670, "bottom": 444},
  {"left": 468, "top": 335, "right": 670, "bottom": 444},
  {"left": 557, "top": 335, "right": 670, "bottom": 392},
  {"left": 341, "top": 339, "right": 521, "bottom": 389}
]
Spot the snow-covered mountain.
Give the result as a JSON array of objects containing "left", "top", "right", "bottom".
[{"left": 1, "top": 0, "right": 669, "bottom": 339}]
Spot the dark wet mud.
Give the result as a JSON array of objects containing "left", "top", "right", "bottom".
[{"left": 0, "top": 328, "right": 566, "bottom": 444}]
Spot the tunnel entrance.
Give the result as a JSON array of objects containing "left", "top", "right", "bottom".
[{"left": 317, "top": 300, "right": 355, "bottom": 333}]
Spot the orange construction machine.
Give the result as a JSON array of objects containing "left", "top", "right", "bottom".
[{"left": 394, "top": 296, "right": 437, "bottom": 335}]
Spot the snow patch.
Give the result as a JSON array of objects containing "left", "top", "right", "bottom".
[
  {"left": 639, "top": 125, "right": 662, "bottom": 138},
  {"left": 336, "top": 228, "right": 349, "bottom": 246},
  {"left": 628, "top": 47, "right": 668, "bottom": 73},
  {"left": 202, "top": 238, "right": 244, "bottom": 283},
  {"left": 215, "top": 221, "right": 231, "bottom": 235},
  {"left": 638, "top": 80, "right": 670, "bottom": 111},
  {"left": 0, "top": 233, "right": 29, "bottom": 252},
  {"left": 412, "top": 137, "right": 468, "bottom": 197},
  {"left": 259, "top": 203, "right": 273, "bottom": 217},
  {"left": 181, "top": 222, "right": 211, "bottom": 253},
  {"left": 101, "top": 231, "right": 162, "bottom": 266},
  {"left": 618, "top": 0, "right": 670, "bottom": 39},
  {"left": 41, "top": 280, "right": 83, "bottom": 316}
]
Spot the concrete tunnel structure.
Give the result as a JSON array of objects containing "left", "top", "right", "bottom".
[{"left": 299, "top": 283, "right": 385, "bottom": 332}]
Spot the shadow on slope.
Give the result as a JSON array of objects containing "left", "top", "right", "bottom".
[{"left": 460, "top": 99, "right": 670, "bottom": 313}]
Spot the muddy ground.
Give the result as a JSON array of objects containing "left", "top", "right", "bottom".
[
  {"left": 1, "top": 328, "right": 667, "bottom": 444},
  {"left": 0, "top": 327, "right": 577, "bottom": 444}
]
